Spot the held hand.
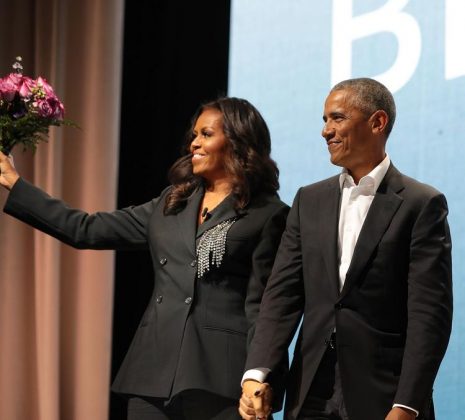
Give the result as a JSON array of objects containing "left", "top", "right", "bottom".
[
  {"left": 0, "top": 151, "right": 20, "bottom": 190},
  {"left": 239, "top": 380, "right": 273, "bottom": 420},
  {"left": 385, "top": 407, "right": 417, "bottom": 420}
]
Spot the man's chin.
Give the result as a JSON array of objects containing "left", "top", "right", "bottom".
[{"left": 329, "top": 156, "right": 344, "bottom": 167}]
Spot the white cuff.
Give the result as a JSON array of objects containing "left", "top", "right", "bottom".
[
  {"left": 393, "top": 403, "right": 419, "bottom": 417},
  {"left": 241, "top": 368, "right": 271, "bottom": 386}
]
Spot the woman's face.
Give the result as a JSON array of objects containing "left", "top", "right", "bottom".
[{"left": 190, "top": 109, "right": 229, "bottom": 182}]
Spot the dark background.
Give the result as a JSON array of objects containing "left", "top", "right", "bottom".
[{"left": 111, "top": 2, "right": 231, "bottom": 418}]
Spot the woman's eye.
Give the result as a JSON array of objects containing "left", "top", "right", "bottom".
[{"left": 202, "top": 130, "right": 212, "bottom": 138}]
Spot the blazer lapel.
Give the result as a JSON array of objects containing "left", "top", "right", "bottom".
[
  {"left": 321, "top": 178, "right": 342, "bottom": 297},
  {"left": 196, "top": 194, "right": 242, "bottom": 238},
  {"left": 177, "top": 186, "right": 203, "bottom": 254},
  {"left": 339, "top": 165, "right": 404, "bottom": 299}
]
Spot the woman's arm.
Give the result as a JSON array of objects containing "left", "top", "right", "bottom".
[{"left": 1, "top": 151, "right": 160, "bottom": 250}]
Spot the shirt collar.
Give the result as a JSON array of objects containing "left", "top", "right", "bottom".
[{"left": 339, "top": 154, "right": 391, "bottom": 193}]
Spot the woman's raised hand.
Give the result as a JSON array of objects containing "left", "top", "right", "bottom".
[{"left": 0, "top": 151, "right": 20, "bottom": 190}]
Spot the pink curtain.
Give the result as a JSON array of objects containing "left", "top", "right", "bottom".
[{"left": 0, "top": 1, "right": 125, "bottom": 419}]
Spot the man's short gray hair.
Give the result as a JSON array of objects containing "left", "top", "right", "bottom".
[{"left": 330, "top": 78, "right": 396, "bottom": 137}]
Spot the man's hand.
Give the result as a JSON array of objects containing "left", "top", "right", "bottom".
[
  {"left": 238, "top": 380, "right": 273, "bottom": 420},
  {"left": 385, "top": 406, "right": 416, "bottom": 420}
]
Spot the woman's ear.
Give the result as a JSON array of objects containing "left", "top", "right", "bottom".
[{"left": 370, "top": 110, "right": 389, "bottom": 135}]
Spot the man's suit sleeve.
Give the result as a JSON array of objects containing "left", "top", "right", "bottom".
[
  {"left": 245, "top": 188, "right": 305, "bottom": 373},
  {"left": 244, "top": 203, "right": 289, "bottom": 347},
  {"left": 3, "top": 177, "right": 159, "bottom": 250},
  {"left": 242, "top": 202, "right": 290, "bottom": 410},
  {"left": 395, "top": 192, "right": 453, "bottom": 411}
]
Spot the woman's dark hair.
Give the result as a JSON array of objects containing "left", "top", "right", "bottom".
[{"left": 164, "top": 97, "right": 280, "bottom": 215}]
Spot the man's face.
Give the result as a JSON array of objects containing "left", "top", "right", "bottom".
[{"left": 322, "top": 89, "right": 381, "bottom": 180}]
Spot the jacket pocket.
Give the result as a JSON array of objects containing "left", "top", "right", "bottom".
[{"left": 203, "top": 325, "right": 247, "bottom": 336}]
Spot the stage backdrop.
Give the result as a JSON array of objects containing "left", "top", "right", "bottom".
[{"left": 229, "top": 0, "right": 464, "bottom": 418}]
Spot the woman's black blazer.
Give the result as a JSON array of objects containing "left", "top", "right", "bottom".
[{"left": 4, "top": 178, "right": 289, "bottom": 402}]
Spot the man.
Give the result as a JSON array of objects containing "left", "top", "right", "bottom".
[{"left": 238, "top": 78, "right": 452, "bottom": 420}]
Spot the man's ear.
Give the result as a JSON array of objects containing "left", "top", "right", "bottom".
[{"left": 370, "top": 110, "right": 389, "bottom": 134}]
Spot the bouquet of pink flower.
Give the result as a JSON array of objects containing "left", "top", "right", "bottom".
[{"left": 0, "top": 57, "right": 74, "bottom": 154}]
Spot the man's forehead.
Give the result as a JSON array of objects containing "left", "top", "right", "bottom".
[
  {"left": 324, "top": 89, "right": 357, "bottom": 111},
  {"left": 326, "top": 88, "right": 356, "bottom": 103}
]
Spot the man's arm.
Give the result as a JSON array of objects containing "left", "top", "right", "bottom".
[
  {"left": 245, "top": 188, "right": 305, "bottom": 373},
  {"left": 239, "top": 189, "right": 307, "bottom": 419},
  {"left": 394, "top": 192, "right": 453, "bottom": 411}
]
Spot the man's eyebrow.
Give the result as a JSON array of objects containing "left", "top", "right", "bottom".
[{"left": 323, "top": 111, "right": 345, "bottom": 121}]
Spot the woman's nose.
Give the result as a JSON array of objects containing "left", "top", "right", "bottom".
[{"left": 191, "top": 135, "right": 201, "bottom": 149}]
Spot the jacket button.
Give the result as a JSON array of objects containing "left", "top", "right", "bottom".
[
  {"left": 335, "top": 303, "right": 343, "bottom": 310},
  {"left": 159, "top": 258, "right": 167, "bottom": 265},
  {"left": 156, "top": 295, "right": 163, "bottom": 303},
  {"left": 190, "top": 260, "right": 197, "bottom": 267},
  {"left": 184, "top": 297, "right": 192, "bottom": 304}
]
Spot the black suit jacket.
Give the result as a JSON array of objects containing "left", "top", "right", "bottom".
[
  {"left": 245, "top": 164, "right": 452, "bottom": 420},
  {"left": 4, "top": 178, "right": 289, "bottom": 403}
]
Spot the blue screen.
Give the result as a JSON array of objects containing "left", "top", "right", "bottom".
[{"left": 229, "top": 1, "right": 465, "bottom": 418}]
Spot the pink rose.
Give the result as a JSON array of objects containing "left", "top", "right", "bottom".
[
  {"left": 18, "top": 76, "right": 36, "bottom": 99},
  {"left": 4, "top": 73, "right": 22, "bottom": 87},
  {"left": 36, "top": 76, "right": 56, "bottom": 98},
  {"left": 34, "top": 97, "right": 65, "bottom": 119},
  {"left": 50, "top": 97, "right": 65, "bottom": 119},
  {"left": 0, "top": 73, "right": 22, "bottom": 102}
]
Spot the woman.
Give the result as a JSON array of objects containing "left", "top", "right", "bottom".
[{"left": 0, "top": 97, "right": 289, "bottom": 420}]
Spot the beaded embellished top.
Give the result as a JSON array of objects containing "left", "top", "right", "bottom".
[{"left": 196, "top": 217, "right": 237, "bottom": 278}]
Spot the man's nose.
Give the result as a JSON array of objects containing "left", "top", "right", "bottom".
[{"left": 321, "top": 123, "right": 334, "bottom": 140}]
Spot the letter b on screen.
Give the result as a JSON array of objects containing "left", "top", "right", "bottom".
[{"left": 331, "top": 0, "right": 421, "bottom": 92}]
